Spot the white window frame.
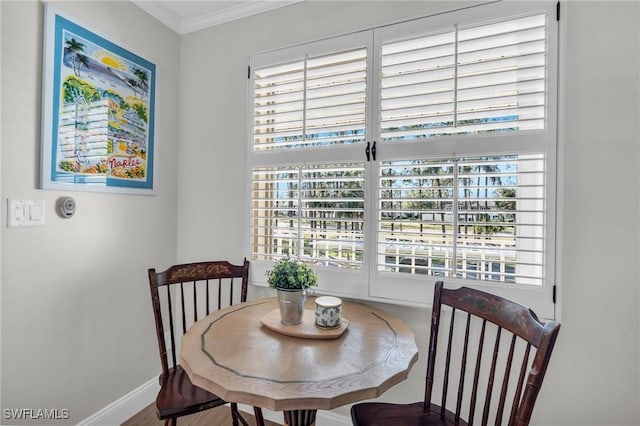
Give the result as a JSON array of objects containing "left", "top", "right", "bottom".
[{"left": 245, "top": 1, "right": 558, "bottom": 318}]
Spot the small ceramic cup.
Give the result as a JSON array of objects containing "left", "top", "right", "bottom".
[{"left": 315, "top": 296, "right": 342, "bottom": 328}]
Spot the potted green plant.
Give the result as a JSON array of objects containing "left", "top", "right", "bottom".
[{"left": 266, "top": 257, "right": 318, "bottom": 325}]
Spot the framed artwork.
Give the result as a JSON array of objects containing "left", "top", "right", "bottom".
[{"left": 41, "top": 5, "right": 156, "bottom": 194}]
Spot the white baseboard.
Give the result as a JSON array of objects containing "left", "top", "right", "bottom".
[
  {"left": 315, "top": 409, "right": 352, "bottom": 426},
  {"left": 78, "top": 379, "right": 351, "bottom": 426},
  {"left": 76, "top": 377, "right": 158, "bottom": 426}
]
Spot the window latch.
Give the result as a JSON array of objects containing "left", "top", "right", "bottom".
[
  {"left": 371, "top": 141, "right": 377, "bottom": 161},
  {"left": 365, "top": 141, "right": 371, "bottom": 161}
]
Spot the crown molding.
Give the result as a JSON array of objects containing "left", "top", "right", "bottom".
[
  {"left": 132, "top": 1, "right": 182, "bottom": 34},
  {"left": 133, "top": 1, "right": 303, "bottom": 35},
  {"left": 180, "top": 1, "right": 302, "bottom": 34}
]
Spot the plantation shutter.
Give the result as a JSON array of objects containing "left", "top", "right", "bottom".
[
  {"left": 369, "top": 2, "right": 556, "bottom": 317},
  {"left": 380, "top": 13, "right": 547, "bottom": 142},
  {"left": 251, "top": 163, "right": 365, "bottom": 268},
  {"left": 248, "top": 1, "right": 558, "bottom": 317},
  {"left": 252, "top": 48, "right": 367, "bottom": 150},
  {"left": 249, "top": 32, "right": 372, "bottom": 296},
  {"left": 377, "top": 154, "right": 544, "bottom": 285}
]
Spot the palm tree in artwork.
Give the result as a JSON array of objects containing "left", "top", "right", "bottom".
[
  {"left": 76, "top": 54, "right": 89, "bottom": 78},
  {"left": 65, "top": 37, "right": 85, "bottom": 77},
  {"left": 133, "top": 68, "right": 148, "bottom": 97}
]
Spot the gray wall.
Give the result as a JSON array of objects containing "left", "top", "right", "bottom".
[
  {"left": 1, "top": 1, "right": 179, "bottom": 423},
  {"left": 559, "top": 1, "right": 639, "bottom": 421},
  {"left": 1, "top": 1, "right": 638, "bottom": 425}
]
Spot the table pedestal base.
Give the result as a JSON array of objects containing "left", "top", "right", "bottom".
[{"left": 283, "top": 409, "right": 317, "bottom": 426}]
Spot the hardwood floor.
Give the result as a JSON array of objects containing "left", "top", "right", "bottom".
[{"left": 122, "top": 403, "right": 282, "bottom": 426}]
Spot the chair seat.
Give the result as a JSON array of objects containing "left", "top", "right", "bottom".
[
  {"left": 156, "top": 365, "right": 227, "bottom": 419},
  {"left": 351, "top": 401, "right": 468, "bottom": 426}
]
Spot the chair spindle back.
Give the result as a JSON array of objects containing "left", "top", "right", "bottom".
[
  {"left": 148, "top": 259, "right": 250, "bottom": 377},
  {"left": 425, "top": 281, "right": 560, "bottom": 426}
]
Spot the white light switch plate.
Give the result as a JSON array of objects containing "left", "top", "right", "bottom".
[{"left": 7, "top": 199, "right": 45, "bottom": 227}]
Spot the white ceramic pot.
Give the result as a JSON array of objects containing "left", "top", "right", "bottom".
[{"left": 315, "top": 296, "right": 342, "bottom": 328}]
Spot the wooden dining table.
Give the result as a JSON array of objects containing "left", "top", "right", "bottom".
[{"left": 180, "top": 296, "right": 419, "bottom": 426}]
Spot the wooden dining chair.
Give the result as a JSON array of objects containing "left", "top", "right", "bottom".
[
  {"left": 148, "top": 259, "right": 264, "bottom": 426},
  {"left": 351, "top": 281, "right": 560, "bottom": 426}
]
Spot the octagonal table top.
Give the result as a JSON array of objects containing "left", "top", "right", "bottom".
[{"left": 180, "top": 296, "right": 419, "bottom": 412}]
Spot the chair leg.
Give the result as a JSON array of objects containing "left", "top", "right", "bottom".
[{"left": 164, "top": 418, "right": 176, "bottom": 426}]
